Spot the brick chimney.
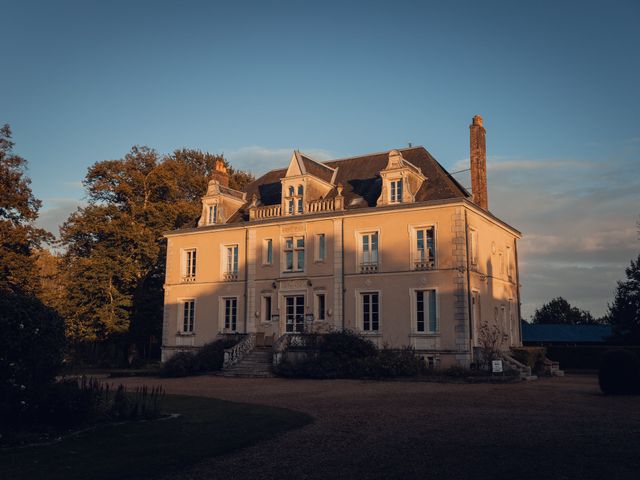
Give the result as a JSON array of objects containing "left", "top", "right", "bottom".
[
  {"left": 469, "top": 114, "right": 488, "bottom": 210},
  {"left": 210, "top": 159, "right": 229, "bottom": 187}
]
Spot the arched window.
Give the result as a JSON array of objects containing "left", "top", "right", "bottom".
[
  {"left": 288, "top": 186, "right": 295, "bottom": 196},
  {"left": 297, "top": 185, "right": 304, "bottom": 196}
]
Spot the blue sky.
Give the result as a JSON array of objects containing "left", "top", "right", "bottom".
[{"left": 2, "top": 0, "right": 639, "bottom": 318}]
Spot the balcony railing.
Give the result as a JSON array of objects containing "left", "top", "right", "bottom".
[
  {"left": 306, "top": 198, "right": 335, "bottom": 213},
  {"left": 181, "top": 275, "right": 196, "bottom": 283},
  {"left": 414, "top": 259, "right": 435, "bottom": 270},
  {"left": 249, "top": 194, "right": 344, "bottom": 220},
  {"left": 359, "top": 263, "right": 379, "bottom": 274},
  {"left": 253, "top": 204, "right": 282, "bottom": 219},
  {"left": 223, "top": 271, "right": 238, "bottom": 282}
]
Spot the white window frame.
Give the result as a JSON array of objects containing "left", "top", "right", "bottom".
[
  {"left": 284, "top": 183, "right": 305, "bottom": 215},
  {"left": 207, "top": 204, "right": 218, "bottom": 225},
  {"left": 389, "top": 178, "right": 403, "bottom": 203},
  {"left": 356, "top": 289, "right": 381, "bottom": 333},
  {"left": 469, "top": 228, "right": 479, "bottom": 267},
  {"left": 315, "top": 233, "right": 326, "bottom": 262},
  {"left": 182, "top": 248, "right": 197, "bottom": 279},
  {"left": 223, "top": 244, "right": 239, "bottom": 274},
  {"left": 178, "top": 298, "right": 196, "bottom": 333},
  {"left": 220, "top": 296, "right": 239, "bottom": 332},
  {"left": 409, "top": 224, "right": 437, "bottom": 270},
  {"left": 282, "top": 235, "right": 305, "bottom": 273},
  {"left": 410, "top": 288, "right": 439, "bottom": 334},
  {"left": 314, "top": 292, "right": 326, "bottom": 321},
  {"left": 263, "top": 238, "right": 273, "bottom": 266},
  {"left": 356, "top": 229, "right": 381, "bottom": 272},
  {"left": 261, "top": 294, "right": 273, "bottom": 323}
]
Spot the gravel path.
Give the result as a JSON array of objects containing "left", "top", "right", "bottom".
[{"left": 115, "top": 375, "right": 640, "bottom": 480}]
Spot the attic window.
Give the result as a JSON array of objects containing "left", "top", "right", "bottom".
[
  {"left": 390, "top": 179, "right": 403, "bottom": 203},
  {"left": 207, "top": 205, "right": 218, "bottom": 224},
  {"left": 284, "top": 184, "right": 304, "bottom": 215}
]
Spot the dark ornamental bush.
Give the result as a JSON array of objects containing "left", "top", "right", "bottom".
[
  {"left": 193, "top": 338, "right": 241, "bottom": 372},
  {"left": 159, "top": 351, "right": 197, "bottom": 377},
  {"left": 160, "top": 337, "right": 242, "bottom": 377},
  {"left": 274, "top": 331, "right": 426, "bottom": 379},
  {"left": 0, "top": 292, "right": 66, "bottom": 424},
  {"left": 598, "top": 349, "right": 640, "bottom": 395}
]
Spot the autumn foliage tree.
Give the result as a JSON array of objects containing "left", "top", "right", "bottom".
[
  {"left": 0, "top": 124, "right": 51, "bottom": 295},
  {"left": 60, "top": 147, "right": 253, "bottom": 361}
]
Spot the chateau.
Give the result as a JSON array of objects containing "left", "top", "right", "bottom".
[{"left": 161, "top": 116, "right": 522, "bottom": 367}]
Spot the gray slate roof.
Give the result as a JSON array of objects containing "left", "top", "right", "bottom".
[{"left": 233, "top": 146, "right": 469, "bottom": 222}]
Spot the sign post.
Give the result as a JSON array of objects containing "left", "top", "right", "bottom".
[{"left": 491, "top": 360, "right": 503, "bottom": 375}]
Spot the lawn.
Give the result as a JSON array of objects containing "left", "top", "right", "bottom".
[{"left": 0, "top": 394, "right": 312, "bottom": 480}]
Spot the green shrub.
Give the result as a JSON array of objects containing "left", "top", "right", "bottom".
[
  {"left": 0, "top": 292, "right": 66, "bottom": 424},
  {"left": 511, "top": 347, "right": 547, "bottom": 375},
  {"left": 193, "top": 338, "right": 240, "bottom": 372},
  {"left": 274, "top": 332, "right": 425, "bottom": 379},
  {"left": 598, "top": 349, "right": 640, "bottom": 395},
  {"left": 159, "top": 351, "right": 197, "bottom": 377},
  {"left": 318, "top": 330, "right": 377, "bottom": 359}
]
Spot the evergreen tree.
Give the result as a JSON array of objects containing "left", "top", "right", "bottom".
[
  {"left": 532, "top": 297, "right": 600, "bottom": 325},
  {"left": 608, "top": 255, "right": 640, "bottom": 344}
]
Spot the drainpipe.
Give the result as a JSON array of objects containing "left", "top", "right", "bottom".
[
  {"left": 341, "top": 218, "right": 345, "bottom": 330},
  {"left": 244, "top": 227, "right": 249, "bottom": 333},
  {"left": 464, "top": 209, "right": 473, "bottom": 347},
  {"left": 514, "top": 238, "right": 523, "bottom": 346}
]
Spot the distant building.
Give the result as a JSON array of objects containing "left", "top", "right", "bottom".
[
  {"left": 522, "top": 323, "right": 613, "bottom": 346},
  {"left": 161, "top": 116, "right": 522, "bottom": 367}
]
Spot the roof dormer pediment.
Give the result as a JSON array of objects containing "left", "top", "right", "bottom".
[{"left": 285, "top": 151, "right": 305, "bottom": 177}]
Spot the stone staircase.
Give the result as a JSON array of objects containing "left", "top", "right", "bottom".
[
  {"left": 501, "top": 351, "right": 538, "bottom": 381},
  {"left": 220, "top": 346, "right": 274, "bottom": 378}
]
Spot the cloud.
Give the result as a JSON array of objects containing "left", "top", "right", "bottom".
[
  {"left": 225, "top": 146, "right": 333, "bottom": 176},
  {"left": 486, "top": 149, "right": 640, "bottom": 319},
  {"left": 36, "top": 197, "right": 86, "bottom": 238}
]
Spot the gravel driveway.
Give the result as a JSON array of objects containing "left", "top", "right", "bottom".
[{"left": 115, "top": 375, "right": 640, "bottom": 480}]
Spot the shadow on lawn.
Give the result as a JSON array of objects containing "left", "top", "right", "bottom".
[{"left": 1, "top": 395, "right": 312, "bottom": 480}]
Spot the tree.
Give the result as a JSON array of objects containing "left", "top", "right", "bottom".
[
  {"left": 0, "top": 124, "right": 51, "bottom": 295},
  {"left": 60, "top": 146, "right": 254, "bottom": 360},
  {"left": 532, "top": 297, "right": 600, "bottom": 325},
  {"left": 608, "top": 255, "right": 640, "bottom": 344}
]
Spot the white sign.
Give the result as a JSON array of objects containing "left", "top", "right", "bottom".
[{"left": 492, "top": 360, "right": 503, "bottom": 373}]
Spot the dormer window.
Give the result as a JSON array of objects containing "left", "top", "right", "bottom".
[
  {"left": 284, "top": 183, "right": 305, "bottom": 215},
  {"left": 390, "top": 179, "right": 403, "bottom": 203},
  {"left": 207, "top": 204, "right": 218, "bottom": 224}
]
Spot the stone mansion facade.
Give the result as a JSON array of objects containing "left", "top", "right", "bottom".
[{"left": 161, "top": 116, "right": 522, "bottom": 367}]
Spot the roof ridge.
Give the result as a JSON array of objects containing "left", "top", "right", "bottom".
[
  {"left": 299, "top": 152, "right": 336, "bottom": 171},
  {"left": 321, "top": 146, "right": 426, "bottom": 165}
]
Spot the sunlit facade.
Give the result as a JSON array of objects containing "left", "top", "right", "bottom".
[{"left": 162, "top": 117, "right": 522, "bottom": 367}]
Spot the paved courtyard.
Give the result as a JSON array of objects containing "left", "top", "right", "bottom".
[{"left": 116, "top": 375, "right": 640, "bottom": 480}]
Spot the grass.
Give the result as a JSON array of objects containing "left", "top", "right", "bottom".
[{"left": 0, "top": 394, "right": 312, "bottom": 480}]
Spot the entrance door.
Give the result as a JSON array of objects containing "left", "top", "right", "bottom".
[{"left": 285, "top": 295, "right": 305, "bottom": 333}]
